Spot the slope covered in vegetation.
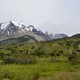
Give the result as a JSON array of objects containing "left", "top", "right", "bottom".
[{"left": 0, "top": 34, "right": 80, "bottom": 80}]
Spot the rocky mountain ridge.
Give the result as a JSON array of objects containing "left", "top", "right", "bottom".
[{"left": 0, "top": 20, "right": 50, "bottom": 41}]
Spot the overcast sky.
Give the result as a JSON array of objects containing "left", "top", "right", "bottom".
[{"left": 0, "top": 0, "right": 80, "bottom": 36}]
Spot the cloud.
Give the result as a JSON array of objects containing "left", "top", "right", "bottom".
[{"left": 0, "top": 0, "right": 80, "bottom": 36}]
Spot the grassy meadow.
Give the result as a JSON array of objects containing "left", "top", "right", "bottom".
[{"left": 0, "top": 57, "right": 80, "bottom": 80}]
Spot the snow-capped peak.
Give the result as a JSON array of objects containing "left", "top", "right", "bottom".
[
  {"left": 0, "top": 20, "right": 46, "bottom": 36},
  {"left": 11, "top": 20, "right": 29, "bottom": 29},
  {"left": 0, "top": 20, "right": 29, "bottom": 31},
  {"left": 0, "top": 20, "right": 38, "bottom": 35},
  {"left": 0, "top": 20, "right": 50, "bottom": 41}
]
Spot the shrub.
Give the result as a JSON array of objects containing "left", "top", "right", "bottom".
[
  {"left": 50, "top": 51, "right": 63, "bottom": 57},
  {"left": 0, "top": 52, "right": 4, "bottom": 59},
  {"left": 50, "top": 51, "right": 55, "bottom": 57},
  {"left": 2, "top": 55, "right": 36, "bottom": 64},
  {"left": 2, "top": 57, "right": 15, "bottom": 64},
  {"left": 68, "top": 51, "right": 80, "bottom": 65},
  {"left": 35, "top": 50, "right": 45, "bottom": 57},
  {"left": 15, "top": 56, "right": 36, "bottom": 64},
  {"left": 49, "top": 57, "right": 61, "bottom": 62}
]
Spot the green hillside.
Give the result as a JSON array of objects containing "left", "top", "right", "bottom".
[
  {"left": 0, "top": 34, "right": 80, "bottom": 57},
  {"left": 0, "top": 34, "right": 80, "bottom": 80}
]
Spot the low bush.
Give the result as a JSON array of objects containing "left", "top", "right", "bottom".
[
  {"left": 2, "top": 55, "right": 36, "bottom": 64},
  {"left": 2, "top": 57, "right": 15, "bottom": 64},
  {"left": 68, "top": 51, "right": 80, "bottom": 65},
  {"left": 15, "top": 56, "right": 36, "bottom": 64},
  {"left": 49, "top": 57, "right": 61, "bottom": 62}
]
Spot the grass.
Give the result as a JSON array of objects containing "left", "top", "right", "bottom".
[
  {"left": 0, "top": 57, "right": 80, "bottom": 80},
  {"left": 40, "top": 72, "right": 80, "bottom": 80}
]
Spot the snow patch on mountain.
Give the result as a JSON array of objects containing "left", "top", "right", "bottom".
[{"left": 11, "top": 20, "right": 28, "bottom": 29}]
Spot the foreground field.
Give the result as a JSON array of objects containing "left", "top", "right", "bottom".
[{"left": 0, "top": 57, "right": 80, "bottom": 80}]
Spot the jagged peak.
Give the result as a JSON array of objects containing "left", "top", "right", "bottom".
[
  {"left": 0, "top": 20, "right": 31, "bottom": 31},
  {"left": 10, "top": 20, "right": 28, "bottom": 27}
]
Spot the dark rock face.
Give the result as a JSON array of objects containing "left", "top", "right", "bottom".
[
  {"left": 7, "top": 21, "right": 19, "bottom": 34},
  {"left": 32, "top": 28, "right": 50, "bottom": 40}
]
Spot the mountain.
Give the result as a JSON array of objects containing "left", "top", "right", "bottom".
[
  {"left": 0, "top": 20, "right": 50, "bottom": 42},
  {"left": 49, "top": 33, "right": 54, "bottom": 40},
  {"left": 71, "top": 34, "right": 80, "bottom": 38},
  {"left": 53, "top": 33, "right": 68, "bottom": 39}
]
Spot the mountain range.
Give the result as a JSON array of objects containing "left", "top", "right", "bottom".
[
  {"left": 53, "top": 33, "right": 68, "bottom": 39},
  {"left": 0, "top": 20, "right": 50, "bottom": 42},
  {"left": 0, "top": 20, "right": 77, "bottom": 45}
]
